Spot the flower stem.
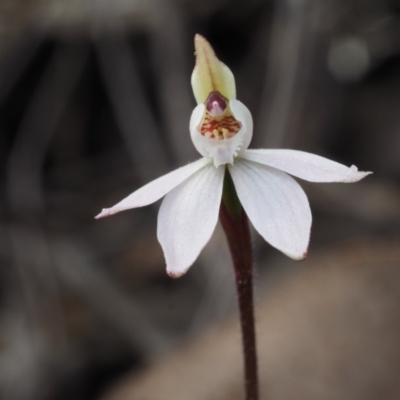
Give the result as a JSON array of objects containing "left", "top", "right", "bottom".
[{"left": 220, "top": 170, "right": 259, "bottom": 400}]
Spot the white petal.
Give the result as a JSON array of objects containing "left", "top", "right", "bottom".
[
  {"left": 190, "top": 100, "right": 253, "bottom": 167},
  {"left": 158, "top": 164, "right": 225, "bottom": 277},
  {"left": 242, "top": 149, "right": 372, "bottom": 182},
  {"left": 229, "top": 160, "right": 311, "bottom": 260},
  {"left": 95, "top": 158, "right": 211, "bottom": 218},
  {"left": 189, "top": 103, "right": 206, "bottom": 135},
  {"left": 229, "top": 99, "right": 253, "bottom": 154}
]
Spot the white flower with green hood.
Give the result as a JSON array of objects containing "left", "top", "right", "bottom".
[{"left": 96, "top": 35, "right": 371, "bottom": 277}]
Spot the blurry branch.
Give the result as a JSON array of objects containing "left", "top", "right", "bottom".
[
  {"left": 96, "top": 37, "right": 170, "bottom": 182},
  {"left": 187, "top": 226, "right": 236, "bottom": 335},
  {"left": 0, "top": 298, "right": 52, "bottom": 400},
  {"left": 305, "top": 178, "right": 400, "bottom": 226},
  {"left": 51, "top": 236, "right": 171, "bottom": 355},
  {"left": 5, "top": 43, "right": 89, "bottom": 360},
  {"left": 7, "top": 43, "right": 89, "bottom": 216},
  {"left": 0, "top": 34, "right": 43, "bottom": 109},
  {"left": 257, "top": 0, "right": 311, "bottom": 148},
  {"left": 0, "top": 225, "right": 172, "bottom": 400},
  {"left": 8, "top": 224, "right": 67, "bottom": 340},
  {"left": 150, "top": 1, "right": 198, "bottom": 165}
]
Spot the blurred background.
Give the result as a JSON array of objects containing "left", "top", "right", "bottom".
[{"left": 1, "top": 0, "right": 400, "bottom": 399}]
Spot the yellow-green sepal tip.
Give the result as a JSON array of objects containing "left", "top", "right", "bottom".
[{"left": 191, "top": 34, "right": 236, "bottom": 104}]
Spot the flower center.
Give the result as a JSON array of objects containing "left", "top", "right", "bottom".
[{"left": 200, "top": 91, "right": 242, "bottom": 140}]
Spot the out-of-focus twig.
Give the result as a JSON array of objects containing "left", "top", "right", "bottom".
[
  {"left": 257, "top": 0, "right": 310, "bottom": 149},
  {"left": 7, "top": 43, "right": 89, "bottom": 215},
  {"left": 150, "top": 0, "right": 197, "bottom": 165},
  {"left": 0, "top": 225, "right": 173, "bottom": 400},
  {"left": 187, "top": 226, "right": 236, "bottom": 335},
  {"left": 0, "top": 34, "right": 43, "bottom": 108},
  {"left": 96, "top": 37, "right": 170, "bottom": 182},
  {"left": 4, "top": 44, "right": 89, "bottom": 396},
  {"left": 51, "top": 236, "right": 171, "bottom": 355}
]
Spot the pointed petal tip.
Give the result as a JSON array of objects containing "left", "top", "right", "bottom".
[
  {"left": 193, "top": 34, "right": 214, "bottom": 56},
  {"left": 193, "top": 34, "right": 214, "bottom": 63},
  {"left": 95, "top": 208, "right": 110, "bottom": 219},
  {"left": 285, "top": 249, "right": 308, "bottom": 261},
  {"left": 299, "top": 250, "right": 308, "bottom": 260},
  {"left": 167, "top": 267, "right": 188, "bottom": 279},
  {"left": 191, "top": 33, "right": 236, "bottom": 103},
  {"left": 347, "top": 166, "right": 372, "bottom": 182},
  {"left": 95, "top": 207, "right": 121, "bottom": 219},
  {"left": 194, "top": 33, "right": 206, "bottom": 45},
  {"left": 281, "top": 243, "right": 309, "bottom": 260}
]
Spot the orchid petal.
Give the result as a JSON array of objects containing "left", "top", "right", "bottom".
[
  {"left": 229, "top": 160, "right": 311, "bottom": 260},
  {"left": 95, "top": 158, "right": 211, "bottom": 218},
  {"left": 189, "top": 103, "right": 206, "bottom": 132},
  {"left": 242, "top": 149, "right": 371, "bottom": 182},
  {"left": 229, "top": 99, "right": 253, "bottom": 155},
  {"left": 158, "top": 164, "right": 225, "bottom": 277},
  {"left": 191, "top": 34, "right": 236, "bottom": 104}
]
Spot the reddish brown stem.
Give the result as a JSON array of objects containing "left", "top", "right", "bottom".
[{"left": 220, "top": 171, "right": 259, "bottom": 400}]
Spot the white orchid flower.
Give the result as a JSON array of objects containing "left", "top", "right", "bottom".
[{"left": 96, "top": 35, "right": 371, "bottom": 278}]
